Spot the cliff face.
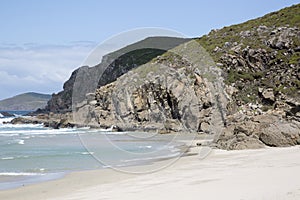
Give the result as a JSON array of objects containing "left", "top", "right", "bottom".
[
  {"left": 72, "top": 42, "right": 227, "bottom": 134},
  {"left": 196, "top": 4, "right": 300, "bottom": 149},
  {"left": 27, "top": 4, "right": 300, "bottom": 149},
  {"left": 43, "top": 37, "right": 189, "bottom": 114}
]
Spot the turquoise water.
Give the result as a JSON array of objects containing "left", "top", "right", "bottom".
[{"left": 0, "top": 114, "right": 183, "bottom": 190}]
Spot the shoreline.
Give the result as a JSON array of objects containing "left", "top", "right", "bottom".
[
  {"left": 0, "top": 134, "right": 204, "bottom": 191},
  {"left": 1, "top": 145, "right": 300, "bottom": 200},
  {"left": 0, "top": 172, "right": 66, "bottom": 191},
  {"left": 0, "top": 148, "right": 198, "bottom": 200}
]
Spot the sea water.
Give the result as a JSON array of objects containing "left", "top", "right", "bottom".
[{"left": 0, "top": 111, "right": 184, "bottom": 190}]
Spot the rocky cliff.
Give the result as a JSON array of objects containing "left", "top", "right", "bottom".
[
  {"left": 196, "top": 4, "right": 300, "bottom": 149},
  {"left": 72, "top": 41, "right": 227, "bottom": 134},
  {"left": 18, "top": 4, "right": 300, "bottom": 150},
  {"left": 42, "top": 37, "right": 190, "bottom": 114}
]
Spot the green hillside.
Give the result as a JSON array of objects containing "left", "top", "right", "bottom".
[
  {"left": 0, "top": 92, "right": 51, "bottom": 111},
  {"left": 194, "top": 4, "right": 300, "bottom": 110}
]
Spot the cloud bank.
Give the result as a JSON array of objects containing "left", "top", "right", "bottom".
[{"left": 0, "top": 42, "right": 96, "bottom": 100}]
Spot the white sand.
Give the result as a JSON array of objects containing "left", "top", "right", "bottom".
[{"left": 1, "top": 146, "right": 300, "bottom": 200}]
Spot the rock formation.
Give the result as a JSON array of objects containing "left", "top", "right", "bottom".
[
  {"left": 197, "top": 4, "right": 300, "bottom": 149},
  {"left": 14, "top": 4, "right": 300, "bottom": 150}
]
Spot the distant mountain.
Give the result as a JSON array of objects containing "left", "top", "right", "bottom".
[{"left": 0, "top": 92, "right": 51, "bottom": 111}]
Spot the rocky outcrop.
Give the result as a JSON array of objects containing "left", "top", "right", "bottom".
[
  {"left": 13, "top": 4, "right": 300, "bottom": 151},
  {"left": 0, "top": 112, "right": 15, "bottom": 117},
  {"left": 195, "top": 4, "right": 300, "bottom": 149},
  {"left": 10, "top": 112, "right": 78, "bottom": 129},
  {"left": 215, "top": 111, "right": 300, "bottom": 150},
  {"left": 71, "top": 41, "right": 228, "bottom": 133},
  {"left": 10, "top": 117, "right": 42, "bottom": 125},
  {"left": 39, "top": 37, "right": 190, "bottom": 114},
  {"left": 44, "top": 68, "right": 80, "bottom": 113}
]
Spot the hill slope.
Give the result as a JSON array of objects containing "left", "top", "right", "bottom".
[
  {"left": 196, "top": 3, "right": 300, "bottom": 109},
  {"left": 0, "top": 92, "right": 51, "bottom": 111}
]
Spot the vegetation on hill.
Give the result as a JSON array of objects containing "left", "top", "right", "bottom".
[
  {"left": 194, "top": 4, "right": 300, "bottom": 109},
  {"left": 0, "top": 92, "right": 51, "bottom": 111}
]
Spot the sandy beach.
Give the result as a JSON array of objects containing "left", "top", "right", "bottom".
[{"left": 1, "top": 145, "right": 300, "bottom": 200}]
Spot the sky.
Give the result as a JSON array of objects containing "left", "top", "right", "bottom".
[{"left": 0, "top": 0, "right": 299, "bottom": 100}]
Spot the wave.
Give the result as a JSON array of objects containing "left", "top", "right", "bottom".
[
  {"left": 0, "top": 123, "right": 43, "bottom": 128},
  {"left": 0, "top": 127, "right": 79, "bottom": 136},
  {"left": 0, "top": 117, "right": 15, "bottom": 124},
  {"left": 86, "top": 129, "right": 126, "bottom": 135},
  {"left": 138, "top": 145, "right": 152, "bottom": 149},
  {"left": 0, "top": 118, "right": 128, "bottom": 137},
  {"left": 17, "top": 139, "right": 25, "bottom": 145},
  {"left": 77, "top": 151, "right": 94, "bottom": 155},
  {"left": 0, "top": 172, "right": 45, "bottom": 176},
  {"left": 1, "top": 157, "right": 15, "bottom": 160}
]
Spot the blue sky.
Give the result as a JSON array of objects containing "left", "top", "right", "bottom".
[{"left": 0, "top": 0, "right": 299, "bottom": 100}]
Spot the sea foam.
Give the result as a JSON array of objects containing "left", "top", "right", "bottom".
[{"left": 0, "top": 172, "right": 45, "bottom": 176}]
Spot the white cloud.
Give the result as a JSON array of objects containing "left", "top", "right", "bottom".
[{"left": 0, "top": 42, "right": 97, "bottom": 100}]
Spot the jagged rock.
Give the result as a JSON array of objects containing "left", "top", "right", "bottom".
[
  {"left": 213, "top": 46, "right": 222, "bottom": 52},
  {"left": 240, "top": 30, "right": 252, "bottom": 37},
  {"left": 267, "top": 27, "right": 297, "bottom": 50},
  {"left": 57, "top": 118, "right": 75, "bottom": 129},
  {"left": 256, "top": 25, "right": 268, "bottom": 33},
  {"left": 216, "top": 133, "right": 265, "bottom": 150},
  {"left": 199, "top": 121, "right": 210, "bottom": 133},
  {"left": 10, "top": 117, "right": 40, "bottom": 125},
  {"left": 0, "top": 112, "right": 14, "bottom": 117},
  {"left": 224, "top": 42, "right": 231, "bottom": 48},
  {"left": 164, "top": 119, "right": 183, "bottom": 132},
  {"left": 215, "top": 113, "right": 300, "bottom": 150},
  {"left": 225, "top": 86, "right": 238, "bottom": 96},
  {"left": 88, "top": 100, "right": 97, "bottom": 106},
  {"left": 261, "top": 88, "right": 275, "bottom": 102}
]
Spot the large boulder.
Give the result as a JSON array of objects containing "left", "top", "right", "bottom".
[
  {"left": 259, "top": 122, "right": 300, "bottom": 147},
  {"left": 214, "top": 112, "right": 300, "bottom": 150}
]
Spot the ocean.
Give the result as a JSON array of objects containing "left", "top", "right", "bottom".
[{"left": 0, "top": 111, "right": 186, "bottom": 190}]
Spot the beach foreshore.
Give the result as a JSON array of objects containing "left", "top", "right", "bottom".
[{"left": 1, "top": 145, "right": 300, "bottom": 200}]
